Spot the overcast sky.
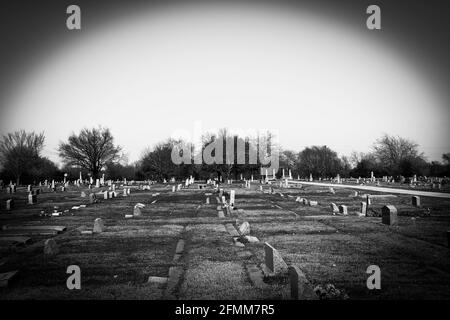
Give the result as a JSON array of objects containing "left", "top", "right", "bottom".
[{"left": 0, "top": 0, "right": 449, "bottom": 165}]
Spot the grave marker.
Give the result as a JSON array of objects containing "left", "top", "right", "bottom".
[
  {"left": 339, "top": 205, "right": 348, "bottom": 215},
  {"left": 43, "top": 239, "right": 59, "bottom": 256},
  {"left": 6, "top": 199, "right": 13, "bottom": 210},
  {"left": 28, "top": 194, "right": 37, "bottom": 205},
  {"left": 238, "top": 221, "right": 250, "bottom": 236},
  {"left": 264, "top": 242, "right": 288, "bottom": 275},
  {"left": 360, "top": 202, "right": 367, "bottom": 216},
  {"left": 230, "top": 190, "right": 235, "bottom": 207},
  {"left": 93, "top": 218, "right": 105, "bottom": 233},
  {"left": 412, "top": 196, "right": 421, "bottom": 207},
  {"left": 330, "top": 203, "right": 339, "bottom": 214},
  {"left": 382, "top": 205, "right": 398, "bottom": 225},
  {"left": 133, "top": 203, "right": 145, "bottom": 216}
]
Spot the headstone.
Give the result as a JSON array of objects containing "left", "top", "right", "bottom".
[
  {"left": 28, "top": 194, "right": 37, "bottom": 205},
  {"left": 329, "top": 187, "right": 335, "bottom": 194},
  {"left": 89, "top": 193, "right": 96, "bottom": 204},
  {"left": 360, "top": 202, "right": 367, "bottom": 216},
  {"left": 230, "top": 190, "right": 235, "bottom": 206},
  {"left": 412, "top": 196, "right": 421, "bottom": 207},
  {"left": 238, "top": 221, "right": 250, "bottom": 236},
  {"left": 339, "top": 205, "right": 348, "bottom": 215},
  {"left": 27, "top": 185, "right": 32, "bottom": 192},
  {"left": 93, "top": 218, "right": 105, "bottom": 233},
  {"left": 366, "top": 195, "right": 371, "bottom": 206},
  {"left": 330, "top": 203, "right": 339, "bottom": 213},
  {"left": 133, "top": 203, "right": 145, "bottom": 216},
  {"left": 289, "top": 265, "right": 306, "bottom": 300},
  {"left": 43, "top": 239, "right": 59, "bottom": 256},
  {"left": 6, "top": 199, "right": 13, "bottom": 210},
  {"left": 206, "top": 197, "right": 210, "bottom": 204},
  {"left": 264, "top": 242, "right": 288, "bottom": 275},
  {"left": 382, "top": 205, "right": 398, "bottom": 225},
  {"left": 172, "top": 186, "right": 176, "bottom": 192},
  {"left": 80, "top": 192, "right": 86, "bottom": 197},
  {"left": 103, "top": 192, "right": 108, "bottom": 200},
  {"left": 309, "top": 201, "right": 318, "bottom": 206}
]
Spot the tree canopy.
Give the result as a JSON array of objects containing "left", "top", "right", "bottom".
[{"left": 58, "top": 127, "right": 121, "bottom": 179}]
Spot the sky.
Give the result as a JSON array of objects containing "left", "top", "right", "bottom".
[{"left": 0, "top": 0, "right": 449, "bottom": 165}]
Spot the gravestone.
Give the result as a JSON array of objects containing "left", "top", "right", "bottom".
[
  {"left": 412, "top": 196, "right": 421, "bottom": 207},
  {"left": 330, "top": 203, "right": 339, "bottom": 214},
  {"left": 206, "top": 197, "right": 210, "bottom": 204},
  {"left": 382, "top": 205, "right": 398, "bottom": 225},
  {"left": 238, "top": 221, "right": 250, "bottom": 236},
  {"left": 309, "top": 201, "right": 318, "bottom": 206},
  {"left": 230, "top": 190, "right": 235, "bottom": 206},
  {"left": 27, "top": 185, "right": 32, "bottom": 192},
  {"left": 289, "top": 265, "right": 307, "bottom": 300},
  {"left": 339, "top": 205, "right": 348, "bottom": 215},
  {"left": 43, "top": 239, "right": 59, "bottom": 256},
  {"left": 264, "top": 242, "right": 288, "bottom": 275},
  {"left": 366, "top": 195, "right": 371, "bottom": 206},
  {"left": 172, "top": 186, "right": 176, "bottom": 192},
  {"left": 89, "top": 193, "right": 96, "bottom": 204},
  {"left": 360, "top": 202, "right": 367, "bottom": 216},
  {"left": 329, "top": 187, "right": 335, "bottom": 194},
  {"left": 28, "top": 194, "right": 37, "bottom": 205},
  {"left": 6, "top": 199, "right": 13, "bottom": 210},
  {"left": 133, "top": 203, "right": 145, "bottom": 216},
  {"left": 103, "top": 192, "right": 108, "bottom": 200},
  {"left": 93, "top": 218, "right": 105, "bottom": 233}
]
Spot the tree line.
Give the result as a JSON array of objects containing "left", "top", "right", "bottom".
[{"left": 0, "top": 127, "right": 449, "bottom": 185}]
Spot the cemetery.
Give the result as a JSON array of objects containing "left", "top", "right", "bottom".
[{"left": 1, "top": 176, "right": 450, "bottom": 299}]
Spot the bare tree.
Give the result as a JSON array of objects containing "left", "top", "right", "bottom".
[
  {"left": 0, "top": 130, "right": 45, "bottom": 185},
  {"left": 58, "top": 127, "right": 121, "bottom": 179},
  {"left": 372, "top": 134, "right": 424, "bottom": 175}
]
